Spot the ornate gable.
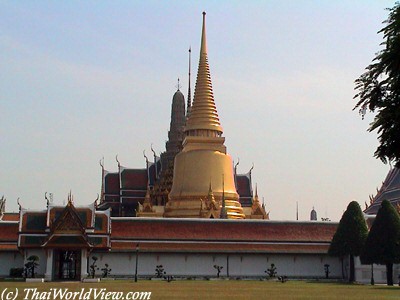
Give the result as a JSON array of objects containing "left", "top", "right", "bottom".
[
  {"left": 51, "top": 201, "right": 86, "bottom": 234},
  {"left": 249, "top": 187, "right": 269, "bottom": 220},
  {"left": 200, "top": 185, "right": 221, "bottom": 219},
  {"left": 42, "top": 199, "right": 91, "bottom": 248}
]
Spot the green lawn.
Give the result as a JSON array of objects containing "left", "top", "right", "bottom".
[{"left": 0, "top": 280, "right": 399, "bottom": 300}]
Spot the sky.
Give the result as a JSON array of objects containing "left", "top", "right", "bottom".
[{"left": 0, "top": 0, "right": 397, "bottom": 221}]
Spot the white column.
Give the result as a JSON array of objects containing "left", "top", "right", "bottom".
[
  {"left": 80, "top": 249, "right": 88, "bottom": 280},
  {"left": 44, "top": 249, "right": 53, "bottom": 281}
]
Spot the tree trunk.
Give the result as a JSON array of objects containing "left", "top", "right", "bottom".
[
  {"left": 349, "top": 254, "right": 355, "bottom": 282},
  {"left": 386, "top": 263, "right": 393, "bottom": 286},
  {"left": 341, "top": 257, "right": 344, "bottom": 280}
]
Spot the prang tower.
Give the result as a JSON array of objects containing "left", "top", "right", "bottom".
[{"left": 165, "top": 12, "right": 245, "bottom": 219}]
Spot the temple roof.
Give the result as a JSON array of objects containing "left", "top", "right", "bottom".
[
  {"left": 2, "top": 213, "right": 19, "bottom": 221},
  {"left": 18, "top": 201, "right": 110, "bottom": 249},
  {"left": 0, "top": 221, "right": 19, "bottom": 251},
  {"left": 365, "top": 167, "right": 400, "bottom": 214},
  {"left": 100, "top": 161, "right": 161, "bottom": 215},
  {"left": 236, "top": 174, "right": 252, "bottom": 197},
  {"left": 0, "top": 213, "right": 336, "bottom": 254},
  {"left": 121, "top": 168, "right": 147, "bottom": 190},
  {"left": 110, "top": 218, "right": 336, "bottom": 243},
  {"left": 235, "top": 174, "right": 253, "bottom": 207},
  {"left": 104, "top": 172, "right": 119, "bottom": 194},
  {"left": 110, "top": 218, "right": 336, "bottom": 254},
  {"left": 0, "top": 221, "right": 19, "bottom": 241}
]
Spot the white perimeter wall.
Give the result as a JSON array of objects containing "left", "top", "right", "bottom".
[
  {"left": 94, "top": 252, "right": 342, "bottom": 279},
  {"left": 0, "top": 252, "right": 24, "bottom": 276},
  {"left": 24, "top": 249, "right": 47, "bottom": 276},
  {"left": 4, "top": 250, "right": 399, "bottom": 283},
  {"left": 354, "top": 257, "right": 400, "bottom": 284}
]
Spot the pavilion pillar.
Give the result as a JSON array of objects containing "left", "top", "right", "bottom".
[
  {"left": 80, "top": 249, "right": 88, "bottom": 279},
  {"left": 44, "top": 249, "right": 53, "bottom": 281}
]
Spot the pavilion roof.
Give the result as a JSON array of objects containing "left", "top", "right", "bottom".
[{"left": 365, "top": 167, "right": 400, "bottom": 214}]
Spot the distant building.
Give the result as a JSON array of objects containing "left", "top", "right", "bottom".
[{"left": 310, "top": 207, "right": 317, "bottom": 221}]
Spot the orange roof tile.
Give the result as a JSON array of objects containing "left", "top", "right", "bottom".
[
  {"left": 111, "top": 219, "right": 337, "bottom": 243},
  {"left": 0, "top": 222, "right": 19, "bottom": 241},
  {"left": 0, "top": 243, "right": 18, "bottom": 251},
  {"left": 2, "top": 213, "right": 19, "bottom": 221}
]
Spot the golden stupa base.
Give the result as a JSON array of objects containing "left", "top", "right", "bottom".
[
  {"left": 224, "top": 200, "right": 246, "bottom": 219},
  {"left": 164, "top": 196, "right": 245, "bottom": 219}
]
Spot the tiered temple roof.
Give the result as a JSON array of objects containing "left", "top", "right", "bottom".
[
  {"left": 98, "top": 159, "right": 161, "bottom": 216},
  {"left": 364, "top": 167, "right": 400, "bottom": 214},
  {"left": 236, "top": 173, "right": 253, "bottom": 207}
]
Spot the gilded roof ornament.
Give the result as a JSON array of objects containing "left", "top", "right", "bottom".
[
  {"left": 115, "top": 155, "right": 120, "bottom": 168},
  {"left": 67, "top": 191, "right": 74, "bottom": 205},
  {"left": 0, "top": 196, "right": 5, "bottom": 220},
  {"left": 253, "top": 184, "right": 259, "bottom": 203}
]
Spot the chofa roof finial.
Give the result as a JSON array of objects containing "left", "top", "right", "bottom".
[
  {"left": 67, "top": 190, "right": 74, "bottom": 205},
  {"left": 115, "top": 155, "right": 120, "bottom": 168}
]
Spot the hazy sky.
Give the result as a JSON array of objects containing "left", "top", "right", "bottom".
[{"left": 0, "top": 1, "right": 396, "bottom": 220}]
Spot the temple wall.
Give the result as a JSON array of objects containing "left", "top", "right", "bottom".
[
  {"left": 95, "top": 252, "right": 137, "bottom": 276},
  {"left": 228, "top": 254, "right": 342, "bottom": 278},
  {"left": 0, "top": 252, "right": 24, "bottom": 276},
  {"left": 0, "top": 250, "right": 345, "bottom": 280},
  {"left": 97, "top": 252, "right": 342, "bottom": 279},
  {"left": 25, "top": 249, "right": 47, "bottom": 276},
  {"left": 354, "top": 257, "right": 400, "bottom": 284}
]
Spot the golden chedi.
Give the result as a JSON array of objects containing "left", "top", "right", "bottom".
[{"left": 165, "top": 12, "right": 245, "bottom": 219}]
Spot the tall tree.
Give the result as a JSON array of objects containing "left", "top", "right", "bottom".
[
  {"left": 328, "top": 201, "right": 368, "bottom": 282},
  {"left": 361, "top": 199, "right": 400, "bottom": 285},
  {"left": 354, "top": 2, "right": 400, "bottom": 167}
]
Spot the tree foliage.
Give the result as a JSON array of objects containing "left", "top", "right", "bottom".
[
  {"left": 361, "top": 199, "right": 400, "bottom": 285},
  {"left": 89, "top": 256, "right": 98, "bottom": 278},
  {"left": 25, "top": 255, "right": 39, "bottom": 278},
  {"left": 329, "top": 201, "right": 368, "bottom": 282},
  {"left": 265, "top": 263, "right": 277, "bottom": 278},
  {"left": 361, "top": 200, "right": 400, "bottom": 266},
  {"left": 354, "top": 2, "right": 400, "bottom": 167},
  {"left": 329, "top": 201, "right": 368, "bottom": 257}
]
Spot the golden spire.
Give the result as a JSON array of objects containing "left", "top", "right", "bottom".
[
  {"left": 220, "top": 174, "right": 227, "bottom": 219},
  {"left": 254, "top": 184, "right": 259, "bottom": 203},
  {"left": 185, "top": 12, "right": 223, "bottom": 135},
  {"left": 166, "top": 12, "right": 244, "bottom": 219},
  {"left": 187, "top": 47, "right": 192, "bottom": 117},
  {"left": 208, "top": 181, "right": 213, "bottom": 198}
]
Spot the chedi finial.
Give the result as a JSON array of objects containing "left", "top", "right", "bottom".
[{"left": 185, "top": 11, "right": 222, "bottom": 135}]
